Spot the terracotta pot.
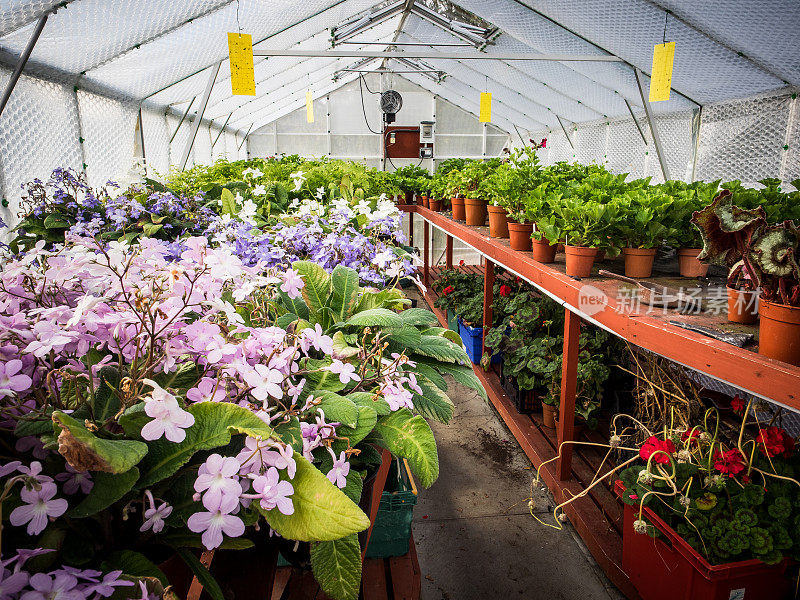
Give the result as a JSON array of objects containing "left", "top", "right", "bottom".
[
  {"left": 677, "top": 248, "right": 709, "bottom": 278},
  {"left": 541, "top": 403, "right": 556, "bottom": 429},
  {"left": 451, "top": 197, "right": 465, "bottom": 221},
  {"left": 564, "top": 245, "right": 598, "bottom": 277},
  {"left": 531, "top": 238, "right": 557, "bottom": 263},
  {"left": 422, "top": 195, "right": 429, "bottom": 208},
  {"left": 402, "top": 190, "right": 413, "bottom": 205},
  {"left": 487, "top": 205, "right": 509, "bottom": 238},
  {"left": 596, "top": 249, "right": 607, "bottom": 262},
  {"left": 623, "top": 247, "right": 657, "bottom": 278},
  {"left": 556, "top": 243, "right": 565, "bottom": 253},
  {"left": 759, "top": 300, "right": 800, "bottom": 366},
  {"left": 429, "top": 198, "right": 442, "bottom": 212},
  {"left": 464, "top": 198, "right": 488, "bottom": 226},
  {"left": 727, "top": 286, "right": 759, "bottom": 324},
  {"left": 508, "top": 222, "right": 533, "bottom": 251}
]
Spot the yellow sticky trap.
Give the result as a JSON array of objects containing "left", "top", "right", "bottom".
[
  {"left": 479, "top": 92, "right": 492, "bottom": 122},
  {"left": 649, "top": 42, "right": 675, "bottom": 102},
  {"left": 306, "top": 91, "right": 314, "bottom": 123},
  {"left": 228, "top": 32, "right": 255, "bottom": 96}
]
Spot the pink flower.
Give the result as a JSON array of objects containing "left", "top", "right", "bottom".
[
  {"left": 300, "top": 323, "right": 333, "bottom": 355},
  {"left": 0, "top": 567, "right": 28, "bottom": 599},
  {"left": 187, "top": 494, "right": 245, "bottom": 550},
  {"left": 381, "top": 381, "right": 414, "bottom": 411},
  {"left": 194, "top": 454, "right": 242, "bottom": 511},
  {"left": 250, "top": 467, "right": 294, "bottom": 515},
  {"left": 140, "top": 490, "right": 172, "bottom": 534},
  {"left": 241, "top": 363, "right": 284, "bottom": 402},
  {"left": 280, "top": 269, "right": 304, "bottom": 299},
  {"left": 326, "top": 450, "right": 350, "bottom": 489},
  {"left": 0, "top": 359, "right": 32, "bottom": 398},
  {"left": 186, "top": 377, "right": 226, "bottom": 403},
  {"left": 140, "top": 379, "right": 195, "bottom": 443},
  {"left": 19, "top": 572, "right": 79, "bottom": 600},
  {"left": 326, "top": 360, "right": 360, "bottom": 384},
  {"left": 9, "top": 482, "right": 68, "bottom": 535}
]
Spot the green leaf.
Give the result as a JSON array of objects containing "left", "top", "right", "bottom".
[
  {"left": 331, "top": 331, "right": 360, "bottom": 360},
  {"left": 426, "top": 361, "right": 487, "bottom": 400},
  {"left": 354, "top": 289, "right": 406, "bottom": 312},
  {"left": 413, "top": 363, "right": 447, "bottom": 391},
  {"left": 276, "top": 312, "right": 298, "bottom": 329},
  {"left": 412, "top": 374, "right": 454, "bottom": 423},
  {"left": 341, "top": 470, "right": 364, "bottom": 504},
  {"left": 337, "top": 405, "right": 378, "bottom": 446},
  {"left": 374, "top": 409, "right": 438, "bottom": 488},
  {"left": 386, "top": 324, "right": 421, "bottom": 347},
  {"left": 277, "top": 290, "right": 309, "bottom": 321},
  {"left": 304, "top": 358, "right": 346, "bottom": 393},
  {"left": 69, "top": 467, "right": 139, "bottom": 518},
  {"left": 142, "top": 222, "right": 163, "bottom": 237},
  {"left": 330, "top": 265, "right": 359, "bottom": 323},
  {"left": 101, "top": 550, "right": 167, "bottom": 586},
  {"left": 316, "top": 393, "right": 359, "bottom": 428},
  {"left": 345, "top": 308, "right": 403, "bottom": 328},
  {"left": 411, "top": 335, "right": 470, "bottom": 364},
  {"left": 399, "top": 308, "right": 439, "bottom": 326},
  {"left": 176, "top": 548, "right": 224, "bottom": 600},
  {"left": 348, "top": 391, "right": 391, "bottom": 416},
  {"left": 153, "top": 363, "right": 202, "bottom": 392},
  {"left": 119, "top": 403, "right": 148, "bottom": 437},
  {"left": 310, "top": 534, "right": 362, "bottom": 600},
  {"left": 220, "top": 188, "right": 238, "bottom": 217},
  {"left": 137, "top": 402, "right": 272, "bottom": 488},
  {"left": 274, "top": 416, "right": 303, "bottom": 452},
  {"left": 162, "top": 532, "right": 254, "bottom": 550},
  {"left": 52, "top": 412, "right": 147, "bottom": 474},
  {"left": 260, "top": 453, "right": 370, "bottom": 541},
  {"left": 293, "top": 260, "right": 332, "bottom": 322},
  {"left": 43, "top": 213, "right": 72, "bottom": 229},
  {"left": 91, "top": 366, "right": 122, "bottom": 423}
]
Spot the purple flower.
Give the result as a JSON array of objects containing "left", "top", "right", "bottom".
[
  {"left": 82, "top": 570, "right": 133, "bottom": 597},
  {"left": 140, "top": 379, "right": 195, "bottom": 442},
  {"left": 325, "top": 360, "right": 360, "bottom": 384},
  {"left": 20, "top": 572, "right": 81, "bottom": 600},
  {"left": 186, "top": 377, "right": 226, "bottom": 403},
  {"left": 241, "top": 363, "right": 284, "bottom": 402},
  {"left": 140, "top": 490, "right": 172, "bottom": 534},
  {"left": 381, "top": 381, "right": 414, "bottom": 411},
  {"left": 300, "top": 324, "right": 333, "bottom": 355},
  {"left": 0, "top": 359, "right": 32, "bottom": 398},
  {"left": 187, "top": 494, "right": 245, "bottom": 550},
  {"left": 9, "top": 482, "right": 68, "bottom": 535},
  {"left": 0, "top": 568, "right": 28, "bottom": 600},
  {"left": 326, "top": 450, "right": 350, "bottom": 489},
  {"left": 55, "top": 464, "right": 93, "bottom": 495},
  {"left": 194, "top": 454, "right": 242, "bottom": 511},
  {"left": 280, "top": 268, "right": 304, "bottom": 299},
  {"left": 249, "top": 467, "right": 294, "bottom": 515}
]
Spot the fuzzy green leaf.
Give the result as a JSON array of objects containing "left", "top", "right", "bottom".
[
  {"left": 52, "top": 412, "right": 147, "bottom": 474},
  {"left": 310, "top": 534, "right": 362, "bottom": 600},
  {"left": 374, "top": 409, "right": 438, "bottom": 488},
  {"left": 69, "top": 468, "right": 139, "bottom": 518},
  {"left": 330, "top": 265, "right": 360, "bottom": 322}
]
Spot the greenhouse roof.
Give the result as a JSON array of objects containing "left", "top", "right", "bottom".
[{"left": 0, "top": 0, "right": 797, "bottom": 136}]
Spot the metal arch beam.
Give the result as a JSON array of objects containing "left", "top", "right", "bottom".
[
  {"left": 252, "top": 49, "right": 625, "bottom": 61},
  {"left": 141, "top": 0, "right": 359, "bottom": 101},
  {"left": 238, "top": 124, "right": 253, "bottom": 150},
  {"left": 634, "top": 68, "right": 670, "bottom": 181},
  {"left": 0, "top": 0, "right": 78, "bottom": 38},
  {"left": 211, "top": 113, "right": 233, "bottom": 148},
  {"left": 168, "top": 96, "right": 196, "bottom": 144},
  {"left": 624, "top": 98, "right": 648, "bottom": 145},
  {"left": 0, "top": 12, "right": 49, "bottom": 118},
  {"left": 180, "top": 61, "right": 221, "bottom": 170}
]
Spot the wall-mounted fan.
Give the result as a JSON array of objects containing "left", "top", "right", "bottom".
[{"left": 380, "top": 90, "right": 402, "bottom": 124}]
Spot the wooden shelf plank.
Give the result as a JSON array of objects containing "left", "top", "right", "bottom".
[{"left": 407, "top": 205, "right": 800, "bottom": 410}]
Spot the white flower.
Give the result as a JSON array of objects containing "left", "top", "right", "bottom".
[
  {"left": 238, "top": 198, "right": 259, "bottom": 225},
  {"left": 315, "top": 186, "right": 325, "bottom": 200},
  {"left": 252, "top": 184, "right": 267, "bottom": 196},
  {"left": 140, "top": 379, "right": 195, "bottom": 443},
  {"left": 242, "top": 167, "right": 263, "bottom": 179},
  {"left": 242, "top": 364, "right": 284, "bottom": 402},
  {"left": 290, "top": 170, "right": 305, "bottom": 192}
]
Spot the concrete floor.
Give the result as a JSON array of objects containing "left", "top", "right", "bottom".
[{"left": 412, "top": 377, "right": 624, "bottom": 600}]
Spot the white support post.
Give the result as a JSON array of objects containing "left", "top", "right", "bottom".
[
  {"left": 180, "top": 61, "right": 221, "bottom": 170},
  {"left": 326, "top": 95, "right": 332, "bottom": 157},
  {"left": 481, "top": 122, "right": 487, "bottom": 159}
]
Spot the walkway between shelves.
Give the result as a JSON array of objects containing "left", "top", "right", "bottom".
[{"left": 409, "top": 317, "right": 624, "bottom": 600}]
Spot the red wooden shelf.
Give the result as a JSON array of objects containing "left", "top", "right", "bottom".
[{"left": 402, "top": 205, "right": 800, "bottom": 410}]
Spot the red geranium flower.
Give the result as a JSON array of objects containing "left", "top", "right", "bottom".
[
  {"left": 757, "top": 426, "right": 795, "bottom": 459},
  {"left": 442, "top": 285, "right": 454, "bottom": 296},
  {"left": 459, "top": 260, "right": 465, "bottom": 266},
  {"left": 681, "top": 428, "right": 701, "bottom": 445},
  {"left": 730, "top": 395, "right": 746, "bottom": 413},
  {"left": 499, "top": 284, "right": 511, "bottom": 297},
  {"left": 540, "top": 138, "right": 547, "bottom": 148},
  {"left": 714, "top": 448, "right": 746, "bottom": 477},
  {"left": 639, "top": 436, "right": 675, "bottom": 465}
]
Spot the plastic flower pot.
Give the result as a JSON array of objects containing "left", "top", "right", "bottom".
[
  {"left": 464, "top": 198, "right": 488, "bottom": 226},
  {"left": 500, "top": 363, "right": 538, "bottom": 414},
  {"left": 677, "top": 248, "right": 709, "bottom": 277},
  {"left": 531, "top": 238, "right": 557, "bottom": 263},
  {"left": 365, "top": 459, "right": 418, "bottom": 558},
  {"left": 458, "top": 318, "right": 500, "bottom": 365},
  {"left": 758, "top": 299, "right": 800, "bottom": 366},
  {"left": 451, "top": 197, "right": 466, "bottom": 221},
  {"left": 614, "top": 480, "right": 791, "bottom": 600},
  {"left": 446, "top": 309, "right": 459, "bottom": 333},
  {"left": 507, "top": 222, "right": 533, "bottom": 251},
  {"left": 429, "top": 198, "right": 442, "bottom": 212},
  {"left": 727, "top": 286, "right": 759, "bottom": 324},
  {"left": 487, "top": 205, "right": 509, "bottom": 238},
  {"left": 564, "top": 245, "right": 598, "bottom": 277},
  {"left": 622, "top": 247, "right": 657, "bottom": 278},
  {"left": 541, "top": 402, "right": 556, "bottom": 428}
]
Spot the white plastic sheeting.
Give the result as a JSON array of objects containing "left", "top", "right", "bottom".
[{"left": 0, "top": 0, "right": 795, "bottom": 222}]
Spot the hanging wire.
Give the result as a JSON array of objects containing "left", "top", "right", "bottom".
[
  {"left": 236, "top": 0, "right": 242, "bottom": 35},
  {"left": 662, "top": 11, "right": 669, "bottom": 44}
]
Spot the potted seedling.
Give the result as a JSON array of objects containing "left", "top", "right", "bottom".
[
  {"left": 557, "top": 197, "right": 617, "bottom": 278},
  {"left": 616, "top": 188, "right": 670, "bottom": 278},
  {"left": 664, "top": 180, "right": 720, "bottom": 277},
  {"left": 692, "top": 190, "right": 800, "bottom": 364}
]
